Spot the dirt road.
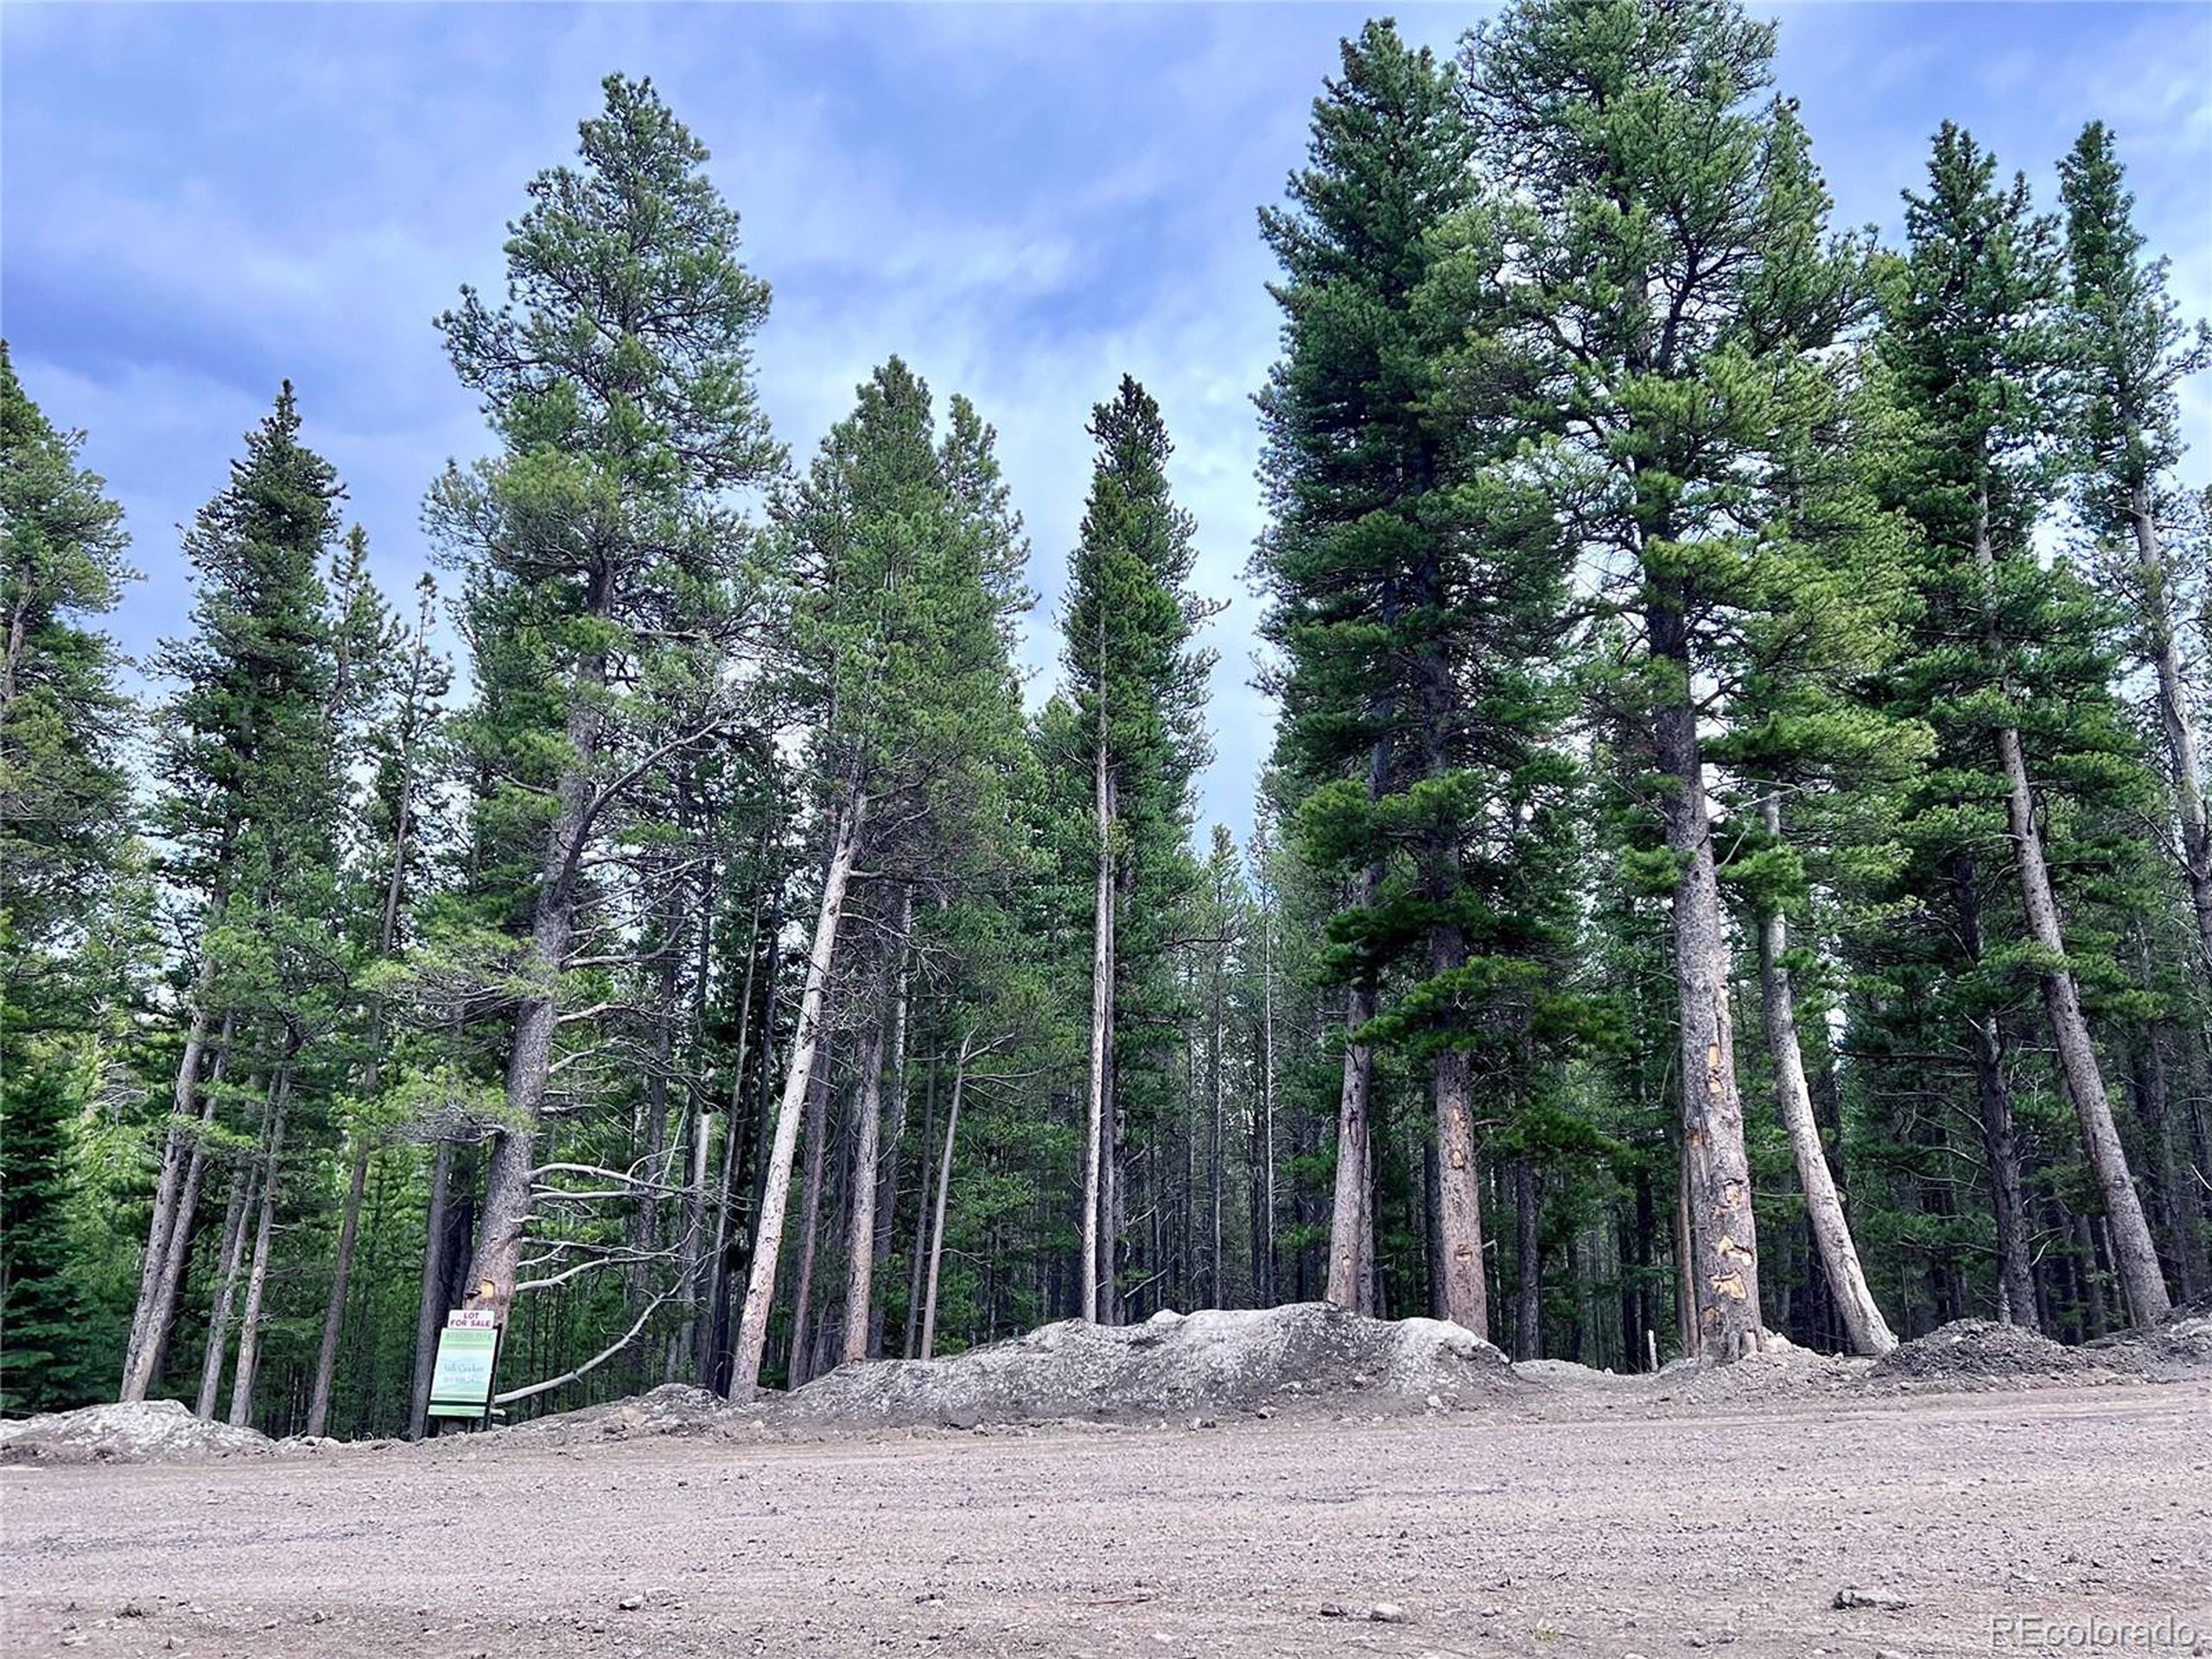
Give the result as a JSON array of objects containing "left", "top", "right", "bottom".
[{"left": 5, "top": 1382, "right": 2208, "bottom": 1658}]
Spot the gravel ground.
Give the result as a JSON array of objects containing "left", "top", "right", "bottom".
[{"left": 4, "top": 1380, "right": 2207, "bottom": 1658}]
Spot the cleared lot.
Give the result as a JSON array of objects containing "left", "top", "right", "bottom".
[{"left": 4, "top": 1380, "right": 2209, "bottom": 1657}]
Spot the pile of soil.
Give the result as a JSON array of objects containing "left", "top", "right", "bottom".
[
  {"left": 775, "top": 1302, "right": 1516, "bottom": 1429},
  {"left": 1649, "top": 1332, "right": 1866, "bottom": 1407},
  {"left": 2088, "top": 1295, "right": 2212, "bottom": 1379},
  {"left": 0, "top": 1400, "right": 275, "bottom": 1465},
  {"left": 1866, "top": 1318, "right": 2106, "bottom": 1392},
  {"left": 469, "top": 1383, "right": 740, "bottom": 1449}
]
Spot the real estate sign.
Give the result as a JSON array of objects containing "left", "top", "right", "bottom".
[{"left": 427, "top": 1310, "right": 499, "bottom": 1421}]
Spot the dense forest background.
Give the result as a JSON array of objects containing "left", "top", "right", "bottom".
[{"left": 3, "top": 0, "right": 2208, "bottom": 1434}]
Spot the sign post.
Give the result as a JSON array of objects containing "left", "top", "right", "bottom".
[{"left": 426, "top": 1309, "right": 501, "bottom": 1429}]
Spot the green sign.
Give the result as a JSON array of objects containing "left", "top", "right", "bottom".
[{"left": 428, "top": 1316, "right": 499, "bottom": 1421}]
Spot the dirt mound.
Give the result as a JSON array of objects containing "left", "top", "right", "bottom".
[
  {"left": 1649, "top": 1332, "right": 1865, "bottom": 1406},
  {"left": 2086, "top": 1299, "right": 2212, "bottom": 1379},
  {"left": 0, "top": 1400, "right": 275, "bottom": 1465},
  {"left": 1868, "top": 1319, "right": 2102, "bottom": 1391},
  {"left": 469, "top": 1383, "right": 739, "bottom": 1449},
  {"left": 775, "top": 1303, "right": 1516, "bottom": 1429}
]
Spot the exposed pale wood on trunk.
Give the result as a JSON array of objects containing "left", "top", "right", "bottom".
[
  {"left": 1756, "top": 797, "right": 1896, "bottom": 1356},
  {"left": 731, "top": 788, "right": 865, "bottom": 1400},
  {"left": 1081, "top": 734, "right": 1116, "bottom": 1322},
  {"left": 1650, "top": 586, "right": 1762, "bottom": 1361},
  {"left": 1971, "top": 486, "right": 2169, "bottom": 1328},
  {"left": 920, "top": 1038, "right": 973, "bottom": 1361}
]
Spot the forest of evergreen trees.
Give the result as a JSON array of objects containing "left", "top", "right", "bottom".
[{"left": 3, "top": 0, "right": 2207, "bottom": 1435}]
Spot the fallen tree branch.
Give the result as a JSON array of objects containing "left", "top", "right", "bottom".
[{"left": 493, "top": 1291, "right": 673, "bottom": 1407}]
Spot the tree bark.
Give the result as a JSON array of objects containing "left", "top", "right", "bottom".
[
  {"left": 732, "top": 788, "right": 864, "bottom": 1400},
  {"left": 920, "top": 1039, "right": 971, "bottom": 1360},
  {"left": 866, "top": 888, "right": 914, "bottom": 1356},
  {"left": 122, "top": 976, "right": 231, "bottom": 1401},
  {"left": 406, "top": 1137, "right": 454, "bottom": 1440},
  {"left": 1757, "top": 798, "right": 1896, "bottom": 1355},
  {"left": 786, "top": 1030, "right": 836, "bottom": 1389},
  {"left": 1514, "top": 1156, "right": 1541, "bottom": 1362},
  {"left": 1649, "top": 590, "right": 1762, "bottom": 1361},
  {"left": 226, "top": 1061, "right": 292, "bottom": 1429},
  {"left": 303, "top": 1132, "right": 370, "bottom": 1436},
  {"left": 193, "top": 1168, "right": 251, "bottom": 1419},
  {"left": 1082, "top": 740, "right": 1116, "bottom": 1323},
  {"left": 1255, "top": 891, "right": 1278, "bottom": 1306},
  {"left": 1972, "top": 488, "right": 2169, "bottom": 1327},
  {"left": 840, "top": 1015, "right": 890, "bottom": 1365}
]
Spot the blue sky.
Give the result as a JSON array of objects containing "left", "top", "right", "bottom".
[{"left": 6, "top": 3, "right": 2209, "bottom": 841}]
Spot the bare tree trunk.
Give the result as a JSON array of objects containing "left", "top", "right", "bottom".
[
  {"left": 1325, "top": 968, "right": 1378, "bottom": 1312},
  {"left": 786, "top": 1030, "right": 836, "bottom": 1389},
  {"left": 733, "top": 789, "right": 864, "bottom": 1400},
  {"left": 1948, "top": 858, "right": 2040, "bottom": 1329},
  {"left": 841, "top": 1016, "right": 890, "bottom": 1365},
  {"left": 303, "top": 1132, "right": 370, "bottom": 1435},
  {"left": 1757, "top": 798, "right": 1896, "bottom": 1355},
  {"left": 226, "top": 1062, "right": 293, "bottom": 1429},
  {"left": 407, "top": 1137, "right": 454, "bottom": 1440},
  {"left": 193, "top": 1168, "right": 251, "bottom": 1419},
  {"left": 902, "top": 1058, "right": 938, "bottom": 1359},
  {"left": 1256, "top": 893, "right": 1278, "bottom": 1306},
  {"left": 1208, "top": 949, "right": 1224, "bottom": 1308},
  {"left": 1082, "top": 743, "right": 1116, "bottom": 1322},
  {"left": 1433, "top": 1037, "right": 1487, "bottom": 1338},
  {"left": 1514, "top": 1156, "right": 1541, "bottom": 1362},
  {"left": 702, "top": 880, "right": 769, "bottom": 1385},
  {"left": 867, "top": 889, "right": 914, "bottom": 1357},
  {"left": 1650, "top": 591, "right": 1762, "bottom": 1361},
  {"left": 920, "top": 1039, "right": 972, "bottom": 1360},
  {"left": 1973, "top": 488, "right": 2169, "bottom": 1327},
  {"left": 123, "top": 981, "right": 231, "bottom": 1401}
]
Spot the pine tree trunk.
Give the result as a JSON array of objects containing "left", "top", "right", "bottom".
[
  {"left": 702, "top": 884, "right": 768, "bottom": 1388},
  {"left": 1649, "top": 592, "right": 1763, "bottom": 1361},
  {"left": 840, "top": 1016, "right": 890, "bottom": 1366},
  {"left": 732, "top": 788, "right": 865, "bottom": 1401},
  {"left": 194, "top": 1168, "right": 251, "bottom": 1419},
  {"left": 786, "top": 1032, "right": 836, "bottom": 1390},
  {"left": 123, "top": 987, "right": 230, "bottom": 1401},
  {"left": 462, "top": 609, "right": 608, "bottom": 1327},
  {"left": 406, "top": 1138, "right": 454, "bottom": 1438},
  {"left": 1948, "top": 856, "right": 2039, "bottom": 1329},
  {"left": 903, "top": 1058, "right": 938, "bottom": 1359},
  {"left": 1757, "top": 798, "right": 1896, "bottom": 1355},
  {"left": 1514, "top": 1156, "right": 1541, "bottom": 1362},
  {"left": 1082, "top": 746, "right": 1116, "bottom": 1322},
  {"left": 920, "top": 1040, "right": 970, "bottom": 1361},
  {"left": 304, "top": 1131, "right": 371, "bottom": 1435},
  {"left": 1325, "top": 962, "right": 1379, "bottom": 1312},
  {"left": 867, "top": 889, "right": 914, "bottom": 1357},
  {"left": 226, "top": 1063, "right": 292, "bottom": 1429},
  {"left": 1256, "top": 907, "right": 1278, "bottom": 1306},
  {"left": 1433, "top": 1037, "right": 1487, "bottom": 1338},
  {"left": 1974, "top": 489, "right": 2169, "bottom": 1328},
  {"left": 1208, "top": 958, "right": 1224, "bottom": 1308}
]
